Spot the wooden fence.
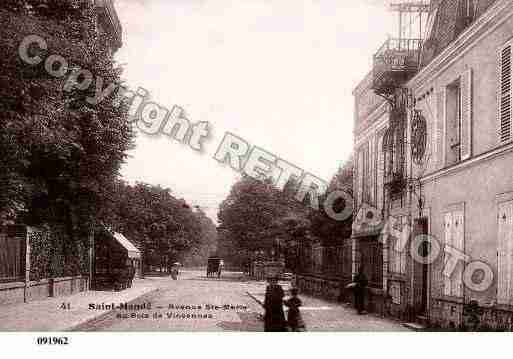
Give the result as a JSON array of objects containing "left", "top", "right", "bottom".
[{"left": 0, "top": 226, "right": 26, "bottom": 283}]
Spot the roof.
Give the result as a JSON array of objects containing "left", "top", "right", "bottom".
[{"left": 113, "top": 232, "right": 141, "bottom": 259}]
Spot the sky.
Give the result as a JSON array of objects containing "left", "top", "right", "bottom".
[{"left": 115, "top": 0, "right": 397, "bottom": 222}]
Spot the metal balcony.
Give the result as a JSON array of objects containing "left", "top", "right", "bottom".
[
  {"left": 371, "top": 38, "right": 422, "bottom": 97},
  {"left": 95, "top": 0, "right": 122, "bottom": 52}
]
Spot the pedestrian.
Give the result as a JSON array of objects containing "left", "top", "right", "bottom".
[
  {"left": 171, "top": 265, "right": 178, "bottom": 280},
  {"left": 217, "top": 259, "right": 224, "bottom": 278},
  {"left": 263, "top": 276, "right": 287, "bottom": 332},
  {"left": 128, "top": 262, "right": 135, "bottom": 288},
  {"left": 124, "top": 262, "right": 132, "bottom": 289},
  {"left": 284, "top": 287, "right": 306, "bottom": 332},
  {"left": 354, "top": 265, "right": 368, "bottom": 315}
]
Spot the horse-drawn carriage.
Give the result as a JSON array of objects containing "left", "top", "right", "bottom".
[{"left": 206, "top": 257, "right": 223, "bottom": 278}]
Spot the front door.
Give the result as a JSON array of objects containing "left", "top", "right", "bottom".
[{"left": 358, "top": 236, "right": 383, "bottom": 289}]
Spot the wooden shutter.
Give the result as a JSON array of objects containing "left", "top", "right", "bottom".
[
  {"left": 436, "top": 89, "right": 446, "bottom": 168},
  {"left": 498, "top": 201, "right": 513, "bottom": 304},
  {"left": 452, "top": 210, "right": 465, "bottom": 297},
  {"left": 460, "top": 69, "right": 473, "bottom": 160},
  {"left": 443, "top": 212, "right": 453, "bottom": 296},
  {"left": 499, "top": 43, "right": 512, "bottom": 143}
]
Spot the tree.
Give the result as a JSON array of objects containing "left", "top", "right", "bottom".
[
  {"left": 180, "top": 207, "right": 218, "bottom": 267},
  {"left": 217, "top": 175, "right": 310, "bottom": 268},
  {"left": 0, "top": 1, "right": 136, "bottom": 275},
  {"left": 308, "top": 155, "right": 354, "bottom": 246},
  {"left": 101, "top": 181, "right": 213, "bottom": 272}
]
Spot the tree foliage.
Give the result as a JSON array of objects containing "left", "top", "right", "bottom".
[
  {"left": 308, "top": 155, "right": 354, "bottom": 246},
  {"left": 101, "top": 182, "right": 217, "bottom": 270},
  {"left": 0, "top": 1, "right": 218, "bottom": 274},
  {"left": 0, "top": 1, "right": 134, "bottom": 231},
  {"left": 217, "top": 156, "right": 354, "bottom": 267},
  {"left": 217, "top": 176, "right": 310, "bottom": 265},
  {"left": 181, "top": 207, "right": 218, "bottom": 267}
]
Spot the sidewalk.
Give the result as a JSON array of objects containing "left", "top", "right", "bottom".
[
  {"left": 247, "top": 286, "right": 410, "bottom": 331},
  {"left": 0, "top": 277, "right": 169, "bottom": 331}
]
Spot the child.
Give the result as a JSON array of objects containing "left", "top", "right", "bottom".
[{"left": 284, "top": 287, "right": 306, "bottom": 331}]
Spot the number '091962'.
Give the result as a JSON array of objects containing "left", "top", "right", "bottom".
[{"left": 36, "top": 337, "right": 69, "bottom": 345}]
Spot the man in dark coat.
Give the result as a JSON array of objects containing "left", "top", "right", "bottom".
[
  {"left": 263, "top": 276, "right": 287, "bottom": 332},
  {"left": 354, "top": 266, "right": 368, "bottom": 314}
]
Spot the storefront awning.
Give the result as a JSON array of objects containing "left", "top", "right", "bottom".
[{"left": 113, "top": 232, "right": 141, "bottom": 259}]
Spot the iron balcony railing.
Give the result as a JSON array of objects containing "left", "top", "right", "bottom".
[
  {"left": 375, "top": 37, "right": 423, "bottom": 56},
  {"left": 372, "top": 38, "right": 423, "bottom": 95}
]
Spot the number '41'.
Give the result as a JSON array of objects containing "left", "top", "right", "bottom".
[{"left": 60, "top": 303, "right": 71, "bottom": 310}]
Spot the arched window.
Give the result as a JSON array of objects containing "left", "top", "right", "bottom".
[{"left": 382, "top": 124, "right": 405, "bottom": 178}]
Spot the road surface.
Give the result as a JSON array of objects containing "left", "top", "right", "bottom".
[
  {"left": 75, "top": 270, "right": 264, "bottom": 331},
  {"left": 76, "top": 270, "right": 409, "bottom": 331}
]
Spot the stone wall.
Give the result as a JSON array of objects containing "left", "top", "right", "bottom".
[
  {"left": 0, "top": 282, "right": 25, "bottom": 305},
  {"left": 295, "top": 274, "right": 346, "bottom": 302},
  {"left": 429, "top": 298, "right": 513, "bottom": 331},
  {"left": 0, "top": 276, "right": 89, "bottom": 305}
]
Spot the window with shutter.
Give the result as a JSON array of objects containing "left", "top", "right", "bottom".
[
  {"left": 387, "top": 216, "right": 407, "bottom": 275},
  {"left": 443, "top": 210, "right": 465, "bottom": 297},
  {"left": 460, "top": 69, "right": 473, "bottom": 160},
  {"left": 499, "top": 43, "right": 512, "bottom": 143},
  {"left": 498, "top": 201, "right": 513, "bottom": 304},
  {"left": 452, "top": 210, "right": 464, "bottom": 297},
  {"left": 445, "top": 79, "right": 462, "bottom": 166},
  {"left": 443, "top": 212, "right": 453, "bottom": 296}
]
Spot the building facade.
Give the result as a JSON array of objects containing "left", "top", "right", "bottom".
[
  {"left": 352, "top": 0, "right": 513, "bottom": 330},
  {"left": 95, "top": 0, "right": 123, "bottom": 54}
]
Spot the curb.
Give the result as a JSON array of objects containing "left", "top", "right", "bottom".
[{"left": 67, "top": 288, "right": 160, "bottom": 331}]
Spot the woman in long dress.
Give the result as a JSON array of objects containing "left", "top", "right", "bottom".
[{"left": 263, "top": 277, "right": 287, "bottom": 332}]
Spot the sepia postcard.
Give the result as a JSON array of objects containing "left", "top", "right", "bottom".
[{"left": 1, "top": 2, "right": 513, "bottom": 353}]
